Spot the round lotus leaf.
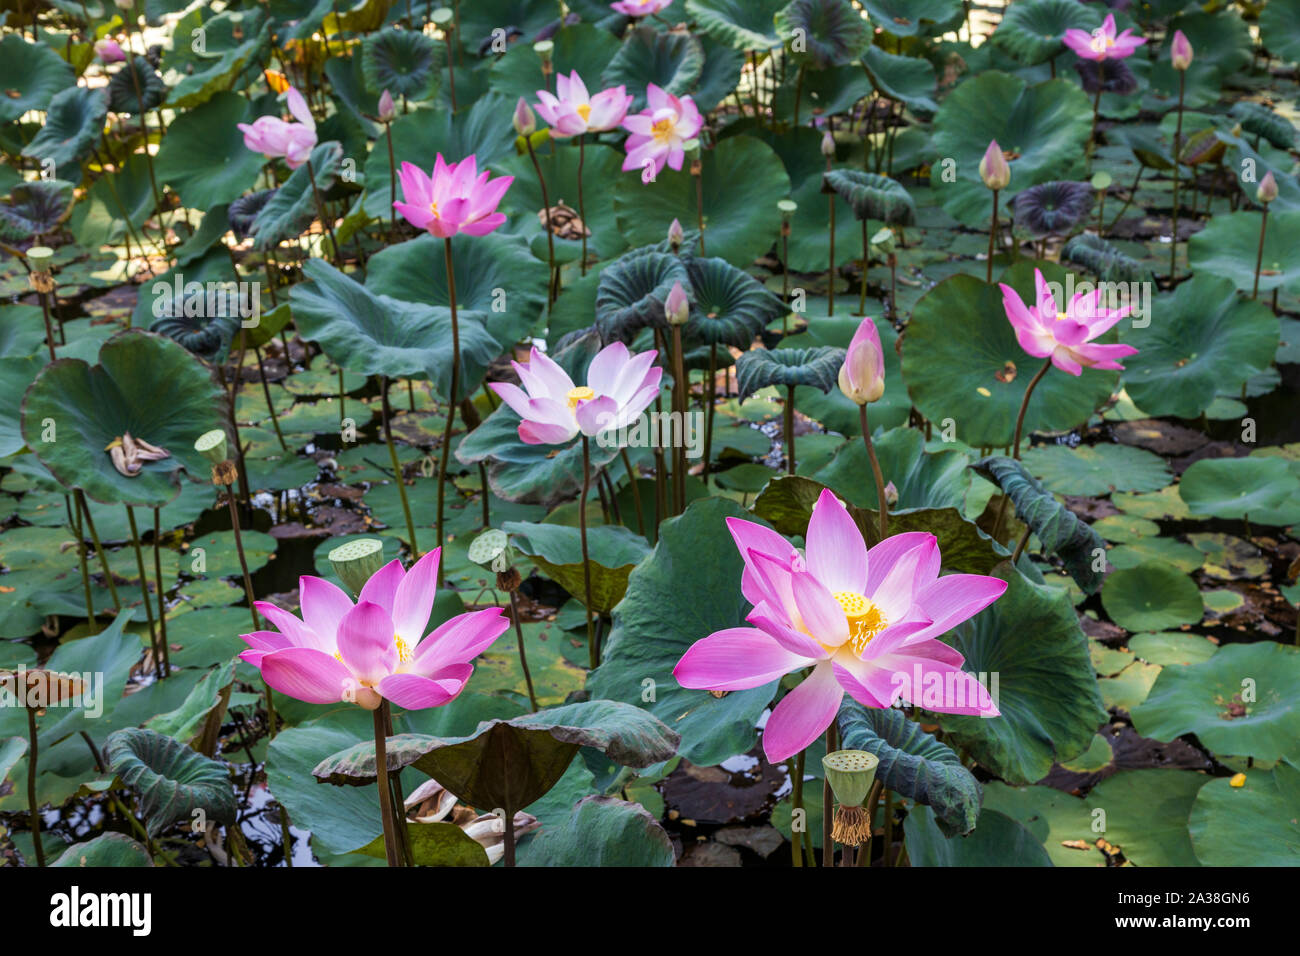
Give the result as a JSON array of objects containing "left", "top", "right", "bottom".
[
  {"left": 105, "top": 727, "right": 237, "bottom": 837},
  {"left": 1021, "top": 443, "right": 1170, "bottom": 497},
  {"left": 0, "top": 33, "right": 75, "bottom": 124},
  {"left": 1101, "top": 562, "right": 1203, "bottom": 632},
  {"left": 1178, "top": 457, "right": 1299, "bottom": 521},
  {"left": 1189, "top": 762, "right": 1300, "bottom": 866}
]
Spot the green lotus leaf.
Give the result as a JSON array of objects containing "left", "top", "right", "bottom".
[
  {"left": 364, "top": 232, "right": 548, "bottom": 351},
  {"left": 588, "top": 497, "right": 778, "bottom": 765},
  {"left": 905, "top": 804, "right": 1053, "bottom": 866},
  {"left": 362, "top": 27, "right": 440, "bottom": 101},
  {"left": 1106, "top": 122, "right": 1174, "bottom": 171},
  {"left": 107, "top": 57, "right": 167, "bottom": 115},
  {"left": 992, "top": 0, "right": 1099, "bottom": 65},
  {"left": 522, "top": 795, "right": 675, "bottom": 866},
  {"left": 456, "top": 0, "right": 563, "bottom": 57},
  {"left": 1230, "top": 101, "right": 1296, "bottom": 150},
  {"left": 1261, "top": 0, "right": 1300, "bottom": 65},
  {"left": 595, "top": 248, "right": 691, "bottom": 343},
  {"left": 602, "top": 26, "right": 704, "bottom": 111},
  {"left": 1021, "top": 442, "right": 1170, "bottom": 496},
  {"left": 19, "top": 330, "right": 224, "bottom": 507},
  {"left": 1118, "top": 274, "right": 1278, "bottom": 419},
  {"left": 1177, "top": 456, "right": 1300, "bottom": 522},
  {"left": 313, "top": 701, "right": 678, "bottom": 816},
  {"left": 289, "top": 258, "right": 499, "bottom": 402},
  {"left": 0, "top": 33, "right": 75, "bottom": 124},
  {"left": 691, "top": 34, "right": 747, "bottom": 115},
  {"left": 0, "top": 356, "right": 42, "bottom": 457},
  {"left": 0, "top": 179, "right": 76, "bottom": 241},
  {"left": 488, "top": 22, "right": 621, "bottom": 105},
  {"left": 163, "top": 16, "right": 271, "bottom": 110},
  {"left": 859, "top": 0, "right": 963, "bottom": 37},
  {"left": 51, "top": 832, "right": 153, "bottom": 867},
  {"left": 837, "top": 698, "right": 981, "bottom": 836},
  {"left": 817, "top": 426, "right": 968, "bottom": 510},
  {"left": 775, "top": 0, "right": 870, "bottom": 66},
  {"left": 362, "top": 93, "right": 513, "bottom": 219},
  {"left": 357, "top": 820, "right": 490, "bottom": 866},
  {"left": 614, "top": 135, "right": 790, "bottom": 267},
  {"left": 860, "top": 45, "right": 938, "bottom": 116},
  {"left": 930, "top": 72, "right": 1092, "bottom": 226},
  {"left": 981, "top": 780, "right": 1101, "bottom": 866},
  {"left": 1189, "top": 761, "right": 1300, "bottom": 866},
  {"left": 105, "top": 727, "right": 236, "bottom": 837},
  {"left": 1080, "top": 769, "right": 1208, "bottom": 866},
  {"left": 1060, "top": 233, "right": 1152, "bottom": 283},
  {"left": 686, "top": 0, "right": 785, "bottom": 50},
  {"left": 684, "top": 255, "right": 786, "bottom": 349},
  {"left": 901, "top": 265, "right": 1118, "bottom": 448},
  {"left": 1128, "top": 631, "right": 1217, "bottom": 667},
  {"left": 250, "top": 141, "right": 343, "bottom": 249},
  {"left": 823, "top": 168, "right": 916, "bottom": 224},
  {"left": 155, "top": 92, "right": 265, "bottom": 210},
  {"left": 1133, "top": 642, "right": 1300, "bottom": 762},
  {"left": 1145, "top": 9, "right": 1251, "bottom": 108},
  {"left": 971, "top": 456, "right": 1106, "bottom": 594},
  {"left": 1187, "top": 210, "right": 1300, "bottom": 296},
  {"left": 22, "top": 86, "right": 109, "bottom": 173},
  {"left": 1101, "top": 562, "right": 1203, "bottom": 632},
  {"left": 735, "top": 345, "right": 842, "bottom": 399},
  {"left": 149, "top": 310, "right": 241, "bottom": 363},
  {"left": 931, "top": 564, "right": 1107, "bottom": 785},
  {"left": 70, "top": 156, "right": 157, "bottom": 248},
  {"left": 502, "top": 521, "right": 651, "bottom": 614}
]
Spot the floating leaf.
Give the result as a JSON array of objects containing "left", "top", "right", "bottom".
[
  {"left": 1189, "top": 761, "right": 1300, "bottom": 866},
  {"left": 362, "top": 27, "right": 439, "bottom": 101},
  {"left": 51, "top": 832, "right": 152, "bottom": 867},
  {"left": 1020, "top": 443, "right": 1170, "bottom": 497},
  {"left": 105, "top": 727, "right": 236, "bottom": 837},
  {"left": 522, "top": 795, "right": 675, "bottom": 866},
  {"left": 1178, "top": 456, "right": 1300, "bottom": 522},
  {"left": 1101, "top": 562, "right": 1203, "bottom": 632}
]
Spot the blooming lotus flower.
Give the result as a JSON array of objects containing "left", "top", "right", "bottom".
[
  {"left": 621, "top": 84, "right": 703, "bottom": 179},
  {"left": 674, "top": 489, "right": 1007, "bottom": 762},
  {"left": 838, "top": 318, "right": 885, "bottom": 405},
  {"left": 239, "top": 550, "right": 509, "bottom": 711},
  {"left": 999, "top": 268, "right": 1138, "bottom": 376},
  {"left": 95, "top": 38, "right": 126, "bottom": 64},
  {"left": 489, "top": 342, "right": 662, "bottom": 445},
  {"left": 1063, "top": 14, "right": 1145, "bottom": 62},
  {"left": 393, "top": 154, "right": 514, "bottom": 238},
  {"left": 237, "top": 87, "right": 318, "bottom": 169},
  {"left": 1170, "top": 30, "right": 1193, "bottom": 71},
  {"left": 610, "top": 0, "right": 673, "bottom": 17},
  {"left": 535, "top": 71, "right": 632, "bottom": 138},
  {"left": 979, "top": 139, "right": 1011, "bottom": 191}
]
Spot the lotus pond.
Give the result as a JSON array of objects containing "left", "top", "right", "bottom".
[{"left": 1, "top": 0, "right": 1298, "bottom": 873}]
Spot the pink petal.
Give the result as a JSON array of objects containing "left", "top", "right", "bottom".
[
  {"left": 791, "top": 571, "right": 849, "bottom": 647},
  {"left": 378, "top": 672, "right": 466, "bottom": 710},
  {"left": 298, "top": 575, "right": 354, "bottom": 641},
  {"left": 761, "top": 663, "right": 843, "bottom": 763},
  {"left": 806, "top": 488, "right": 867, "bottom": 595},
  {"left": 673, "top": 627, "right": 815, "bottom": 691},
  {"left": 358, "top": 559, "right": 403, "bottom": 616},
  {"left": 336, "top": 600, "right": 398, "bottom": 686},
  {"left": 392, "top": 548, "right": 441, "bottom": 643},
  {"left": 411, "top": 607, "right": 510, "bottom": 676},
  {"left": 259, "top": 647, "right": 355, "bottom": 705}
]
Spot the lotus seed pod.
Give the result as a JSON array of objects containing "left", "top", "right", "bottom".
[
  {"left": 683, "top": 137, "right": 701, "bottom": 162},
  {"left": 431, "top": 7, "right": 454, "bottom": 28},
  {"left": 467, "top": 528, "right": 510, "bottom": 568},
  {"left": 328, "top": 538, "right": 386, "bottom": 596},
  {"left": 194, "top": 429, "right": 229, "bottom": 466},
  {"left": 823, "top": 749, "right": 880, "bottom": 846}
]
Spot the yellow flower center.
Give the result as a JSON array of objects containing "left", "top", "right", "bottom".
[
  {"left": 832, "top": 591, "right": 889, "bottom": 654},
  {"left": 1056, "top": 311, "right": 1069, "bottom": 322},
  {"left": 566, "top": 385, "right": 595, "bottom": 410},
  {"left": 577, "top": 103, "right": 592, "bottom": 121},
  {"left": 429, "top": 200, "right": 440, "bottom": 219},
  {"left": 393, "top": 633, "right": 414, "bottom": 664},
  {"left": 652, "top": 117, "right": 675, "bottom": 142}
]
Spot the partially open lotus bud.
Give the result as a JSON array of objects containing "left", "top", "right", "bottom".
[
  {"left": 1257, "top": 170, "right": 1279, "bottom": 205},
  {"left": 328, "top": 537, "right": 386, "bottom": 597},
  {"left": 822, "top": 749, "right": 880, "bottom": 846},
  {"left": 667, "top": 218, "right": 684, "bottom": 252},
  {"left": 979, "top": 139, "right": 1011, "bottom": 191},
  {"left": 821, "top": 129, "right": 836, "bottom": 158},
  {"left": 1170, "top": 30, "right": 1193, "bottom": 71},
  {"left": 377, "top": 89, "right": 397, "bottom": 124},
  {"left": 665, "top": 280, "right": 690, "bottom": 326},
  {"left": 512, "top": 97, "right": 535, "bottom": 137}
]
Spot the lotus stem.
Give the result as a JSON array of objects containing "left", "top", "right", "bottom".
[
  {"left": 1089, "top": 82, "right": 1102, "bottom": 157},
  {"left": 692, "top": 155, "right": 706, "bottom": 255},
  {"left": 784, "top": 384, "right": 796, "bottom": 475},
  {"left": 124, "top": 506, "right": 160, "bottom": 677},
  {"left": 703, "top": 343, "right": 717, "bottom": 489},
  {"left": 381, "top": 703, "right": 413, "bottom": 866},
  {"left": 304, "top": 158, "right": 340, "bottom": 266},
  {"left": 577, "top": 135, "right": 589, "bottom": 275},
  {"left": 1011, "top": 526, "right": 1032, "bottom": 564},
  {"left": 213, "top": 360, "right": 253, "bottom": 510},
  {"left": 372, "top": 703, "right": 401, "bottom": 867},
  {"left": 26, "top": 706, "right": 44, "bottom": 866},
  {"left": 790, "top": 747, "right": 806, "bottom": 867},
  {"left": 34, "top": 282, "right": 57, "bottom": 361},
  {"left": 124, "top": 58, "right": 167, "bottom": 249},
  {"left": 381, "top": 376, "right": 420, "bottom": 561},
  {"left": 580, "top": 435, "right": 597, "bottom": 670},
  {"left": 884, "top": 788, "right": 895, "bottom": 866},
  {"left": 888, "top": 251, "right": 897, "bottom": 323},
  {"left": 524, "top": 136, "right": 557, "bottom": 309},
  {"left": 338, "top": 368, "right": 346, "bottom": 425},
  {"left": 508, "top": 588, "right": 538, "bottom": 711},
  {"left": 444, "top": 30, "right": 457, "bottom": 111},
  {"left": 75, "top": 489, "right": 120, "bottom": 611},
  {"left": 671, "top": 324, "right": 688, "bottom": 513},
  {"left": 828, "top": 193, "right": 836, "bottom": 316},
  {"left": 859, "top": 404, "right": 888, "bottom": 539},
  {"left": 987, "top": 188, "right": 998, "bottom": 284},
  {"left": 652, "top": 330, "right": 669, "bottom": 533},
  {"left": 384, "top": 120, "right": 398, "bottom": 242},
  {"left": 68, "top": 495, "right": 96, "bottom": 633},
  {"left": 1171, "top": 71, "right": 1185, "bottom": 282},
  {"left": 1253, "top": 207, "right": 1269, "bottom": 301},
  {"left": 253, "top": 346, "right": 288, "bottom": 451},
  {"left": 152, "top": 507, "right": 169, "bottom": 678},
  {"left": 859, "top": 218, "right": 868, "bottom": 314},
  {"left": 478, "top": 461, "right": 491, "bottom": 527},
  {"left": 503, "top": 806, "right": 517, "bottom": 867},
  {"left": 822, "top": 724, "right": 836, "bottom": 866},
  {"left": 793, "top": 62, "right": 806, "bottom": 126},
  {"left": 1104, "top": 163, "right": 1144, "bottom": 233},
  {"left": 437, "top": 236, "right": 461, "bottom": 572},
  {"left": 620, "top": 448, "right": 645, "bottom": 535},
  {"left": 1012, "top": 357, "right": 1053, "bottom": 461}
]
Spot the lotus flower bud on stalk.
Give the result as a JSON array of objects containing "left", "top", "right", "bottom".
[
  {"left": 328, "top": 537, "right": 386, "bottom": 597},
  {"left": 1171, "top": 30, "right": 1193, "bottom": 72},
  {"left": 377, "top": 89, "right": 396, "bottom": 124},
  {"left": 513, "top": 97, "right": 536, "bottom": 137},
  {"left": 1258, "top": 171, "right": 1278, "bottom": 205},
  {"left": 665, "top": 280, "right": 690, "bottom": 326},
  {"left": 838, "top": 318, "right": 885, "bottom": 405},
  {"left": 822, "top": 750, "right": 880, "bottom": 847},
  {"left": 667, "top": 218, "right": 684, "bottom": 253},
  {"left": 979, "top": 140, "right": 1011, "bottom": 191},
  {"left": 95, "top": 38, "right": 126, "bottom": 63},
  {"left": 884, "top": 481, "right": 899, "bottom": 508},
  {"left": 821, "top": 129, "right": 836, "bottom": 158}
]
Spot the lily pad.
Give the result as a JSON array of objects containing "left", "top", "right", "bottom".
[
  {"left": 1178, "top": 457, "right": 1300, "bottom": 523},
  {"left": 1021, "top": 443, "right": 1170, "bottom": 496},
  {"left": 105, "top": 727, "right": 237, "bottom": 837},
  {"left": 1188, "top": 210, "right": 1300, "bottom": 296},
  {"left": 1102, "top": 562, "right": 1203, "bottom": 632},
  {"left": 1189, "top": 761, "right": 1300, "bottom": 866},
  {"left": 521, "top": 795, "right": 675, "bottom": 867},
  {"left": 51, "top": 832, "right": 153, "bottom": 867}
]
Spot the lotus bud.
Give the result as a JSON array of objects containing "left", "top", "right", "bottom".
[
  {"left": 838, "top": 318, "right": 886, "bottom": 405},
  {"left": 377, "top": 89, "right": 396, "bottom": 124},
  {"left": 665, "top": 280, "right": 690, "bottom": 326},
  {"left": 194, "top": 429, "right": 229, "bottom": 466},
  {"left": 822, "top": 750, "right": 879, "bottom": 846},
  {"left": 980, "top": 139, "right": 1011, "bottom": 191},
  {"left": 1257, "top": 170, "right": 1278, "bottom": 205},
  {"left": 667, "top": 218, "right": 684, "bottom": 252},
  {"left": 513, "top": 96, "right": 536, "bottom": 137},
  {"left": 1170, "top": 30, "right": 1193, "bottom": 71},
  {"left": 95, "top": 38, "right": 126, "bottom": 63},
  {"left": 820, "top": 129, "right": 836, "bottom": 158},
  {"left": 328, "top": 538, "right": 386, "bottom": 597},
  {"left": 884, "top": 481, "right": 899, "bottom": 508}
]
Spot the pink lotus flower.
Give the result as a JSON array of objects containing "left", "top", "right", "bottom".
[
  {"left": 999, "top": 268, "right": 1138, "bottom": 376},
  {"left": 1063, "top": 14, "right": 1145, "bottom": 62},
  {"left": 237, "top": 87, "right": 318, "bottom": 169},
  {"left": 838, "top": 317, "right": 885, "bottom": 405},
  {"left": 393, "top": 154, "right": 514, "bottom": 238},
  {"left": 979, "top": 139, "right": 1011, "bottom": 191},
  {"left": 489, "top": 342, "right": 662, "bottom": 445},
  {"left": 621, "top": 84, "right": 703, "bottom": 179},
  {"left": 239, "top": 550, "right": 509, "bottom": 711},
  {"left": 674, "top": 489, "right": 1007, "bottom": 763},
  {"left": 1170, "top": 30, "right": 1193, "bottom": 71},
  {"left": 95, "top": 38, "right": 126, "bottom": 64},
  {"left": 611, "top": 0, "right": 673, "bottom": 16},
  {"left": 534, "top": 72, "right": 632, "bottom": 138}
]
